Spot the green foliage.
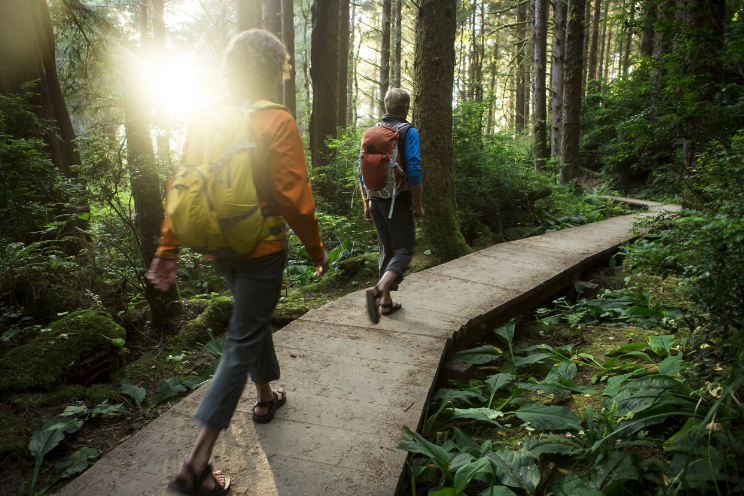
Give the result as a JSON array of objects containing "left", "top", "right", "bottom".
[
  {"left": 151, "top": 377, "right": 187, "bottom": 407},
  {"left": 119, "top": 378, "right": 146, "bottom": 409},
  {"left": 0, "top": 87, "right": 65, "bottom": 241}
]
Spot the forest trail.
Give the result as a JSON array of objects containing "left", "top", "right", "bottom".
[{"left": 56, "top": 199, "right": 680, "bottom": 496}]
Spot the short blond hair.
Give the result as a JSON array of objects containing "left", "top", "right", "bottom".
[
  {"left": 223, "top": 30, "right": 290, "bottom": 97},
  {"left": 384, "top": 88, "right": 410, "bottom": 115}
]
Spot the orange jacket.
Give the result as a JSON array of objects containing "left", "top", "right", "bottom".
[{"left": 154, "top": 107, "right": 324, "bottom": 261}]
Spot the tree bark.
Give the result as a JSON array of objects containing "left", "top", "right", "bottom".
[
  {"left": 682, "top": 0, "right": 725, "bottom": 176},
  {"left": 587, "top": 0, "right": 601, "bottom": 81},
  {"left": 337, "top": 0, "right": 350, "bottom": 127},
  {"left": 263, "top": 0, "right": 282, "bottom": 36},
  {"left": 604, "top": 23, "right": 613, "bottom": 78},
  {"left": 282, "top": 0, "right": 296, "bottom": 116},
  {"left": 152, "top": 0, "right": 165, "bottom": 47},
  {"left": 379, "top": 0, "right": 392, "bottom": 116},
  {"left": 598, "top": 0, "right": 608, "bottom": 81},
  {"left": 623, "top": 2, "right": 635, "bottom": 77},
  {"left": 551, "top": 0, "right": 566, "bottom": 158},
  {"left": 151, "top": 0, "right": 171, "bottom": 168},
  {"left": 0, "top": 0, "right": 81, "bottom": 178},
  {"left": 653, "top": 0, "right": 674, "bottom": 91},
  {"left": 237, "top": 0, "right": 262, "bottom": 31},
  {"left": 413, "top": 0, "right": 471, "bottom": 261},
  {"left": 140, "top": 0, "right": 148, "bottom": 41},
  {"left": 310, "top": 0, "right": 340, "bottom": 197},
  {"left": 515, "top": 0, "right": 528, "bottom": 132},
  {"left": 392, "top": 0, "right": 403, "bottom": 87},
  {"left": 347, "top": 2, "right": 357, "bottom": 125},
  {"left": 581, "top": 0, "right": 591, "bottom": 98},
  {"left": 560, "top": 0, "right": 586, "bottom": 184},
  {"left": 532, "top": 0, "right": 548, "bottom": 170},
  {"left": 640, "top": 1, "right": 656, "bottom": 57}
]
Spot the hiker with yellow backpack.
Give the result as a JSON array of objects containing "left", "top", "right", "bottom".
[{"left": 146, "top": 30, "right": 328, "bottom": 495}]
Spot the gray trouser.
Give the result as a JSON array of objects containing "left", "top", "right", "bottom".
[
  {"left": 193, "top": 251, "right": 284, "bottom": 430},
  {"left": 370, "top": 192, "right": 417, "bottom": 291}
]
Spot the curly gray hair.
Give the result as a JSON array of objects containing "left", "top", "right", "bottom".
[{"left": 223, "top": 29, "right": 290, "bottom": 98}]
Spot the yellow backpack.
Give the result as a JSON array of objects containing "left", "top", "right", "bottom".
[{"left": 165, "top": 100, "right": 287, "bottom": 258}]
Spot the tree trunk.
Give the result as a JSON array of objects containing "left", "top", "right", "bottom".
[
  {"left": 515, "top": 0, "right": 527, "bottom": 132},
  {"left": 347, "top": 3, "right": 357, "bottom": 125},
  {"left": 392, "top": 0, "right": 403, "bottom": 87},
  {"left": 640, "top": 2, "right": 656, "bottom": 58},
  {"left": 263, "top": 0, "right": 282, "bottom": 35},
  {"left": 587, "top": 0, "right": 601, "bottom": 81},
  {"left": 237, "top": 0, "right": 262, "bottom": 32},
  {"left": 623, "top": 2, "right": 635, "bottom": 77},
  {"left": 551, "top": 0, "right": 566, "bottom": 158},
  {"left": 140, "top": 0, "right": 148, "bottom": 41},
  {"left": 309, "top": 0, "right": 340, "bottom": 198},
  {"left": 0, "top": 0, "right": 81, "bottom": 178},
  {"left": 282, "top": 0, "right": 297, "bottom": 116},
  {"left": 598, "top": 0, "right": 608, "bottom": 81},
  {"left": 653, "top": 0, "right": 674, "bottom": 91},
  {"left": 604, "top": 23, "right": 613, "bottom": 78},
  {"left": 532, "top": 0, "right": 548, "bottom": 170},
  {"left": 581, "top": 0, "right": 591, "bottom": 98},
  {"left": 413, "top": 0, "right": 470, "bottom": 261},
  {"left": 682, "top": 0, "right": 725, "bottom": 177},
  {"left": 560, "top": 0, "right": 586, "bottom": 184},
  {"left": 337, "top": 0, "right": 350, "bottom": 128},
  {"left": 301, "top": 4, "right": 311, "bottom": 123},
  {"left": 379, "top": 0, "right": 392, "bottom": 116},
  {"left": 152, "top": 0, "right": 165, "bottom": 47}
]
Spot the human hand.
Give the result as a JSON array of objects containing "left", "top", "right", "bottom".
[
  {"left": 314, "top": 252, "right": 330, "bottom": 277},
  {"left": 364, "top": 206, "right": 374, "bottom": 224},
  {"left": 146, "top": 257, "right": 177, "bottom": 292},
  {"left": 413, "top": 206, "right": 425, "bottom": 220}
]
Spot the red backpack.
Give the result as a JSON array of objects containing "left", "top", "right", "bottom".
[{"left": 359, "top": 122, "right": 409, "bottom": 218}]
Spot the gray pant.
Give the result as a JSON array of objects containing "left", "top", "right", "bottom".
[
  {"left": 193, "top": 251, "right": 284, "bottom": 430},
  {"left": 370, "top": 192, "right": 417, "bottom": 291}
]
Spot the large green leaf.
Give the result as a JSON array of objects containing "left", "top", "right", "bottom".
[
  {"left": 486, "top": 449, "right": 539, "bottom": 495},
  {"left": 486, "top": 373, "right": 514, "bottom": 394},
  {"left": 494, "top": 320, "right": 516, "bottom": 347},
  {"left": 658, "top": 353, "right": 685, "bottom": 376},
  {"left": 151, "top": 377, "right": 187, "bottom": 407},
  {"left": 448, "top": 345, "right": 503, "bottom": 364},
  {"left": 477, "top": 486, "right": 519, "bottom": 496},
  {"left": 453, "top": 457, "right": 492, "bottom": 492},
  {"left": 545, "top": 471, "right": 604, "bottom": 496},
  {"left": 452, "top": 408, "right": 503, "bottom": 425},
  {"left": 515, "top": 403, "right": 581, "bottom": 430},
  {"left": 397, "top": 426, "right": 453, "bottom": 472},
  {"left": 434, "top": 388, "right": 487, "bottom": 406},
  {"left": 184, "top": 359, "right": 221, "bottom": 390},
  {"left": 546, "top": 361, "right": 577, "bottom": 380},
  {"left": 584, "top": 452, "right": 643, "bottom": 493},
  {"left": 647, "top": 335, "right": 675, "bottom": 356},
  {"left": 29, "top": 418, "right": 83, "bottom": 461},
  {"left": 54, "top": 447, "right": 101, "bottom": 479},
  {"left": 521, "top": 438, "right": 574, "bottom": 456},
  {"left": 513, "top": 353, "right": 551, "bottom": 367},
  {"left": 119, "top": 378, "right": 146, "bottom": 408},
  {"left": 607, "top": 342, "right": 649, "bottom": 355}
]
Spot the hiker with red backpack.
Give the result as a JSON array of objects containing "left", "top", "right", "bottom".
[
  {"left": 146, "top": 30, "right": 328, "bottom": 495},
  {"left": 360, "top": 88, "right": 424, "bottom": 324}
]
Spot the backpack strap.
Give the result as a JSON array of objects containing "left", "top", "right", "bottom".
[{"left": 251, "top": 100, "right": 289, "bottom": 112}]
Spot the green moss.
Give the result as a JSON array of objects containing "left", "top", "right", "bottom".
[
  {"left": 273, "top": 301, "right": 309, "bottom": 324},
  {"left": 174, "top": 296, "right": 232, "bottom": 349},
  {"left": 0, "top": 307, "right": 126, "bottom": 394},
  {"left": 9, "top": 385, "right": 119, "bottom": 412}
]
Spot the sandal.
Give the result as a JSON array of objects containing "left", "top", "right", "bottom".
[
  {"left": 365, "top": 285, "right": 383, "bottom": 324},
  {"left": 252, "top": 390, "right": 286, "bottom": 424},
  {"left": 380, "top": 302, "right": 402, "bottom": 316},
  {"left": 167, "top": 461, "right": 231, "bottom": 495}
]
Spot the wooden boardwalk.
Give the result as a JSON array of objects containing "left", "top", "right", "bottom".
[{"left": 57, "top": 199, "right": 680, "bottom": 496}]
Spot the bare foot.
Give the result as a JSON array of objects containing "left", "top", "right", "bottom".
[{"left": 176, "top": 463, "right": 227, "bottom": 492}]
